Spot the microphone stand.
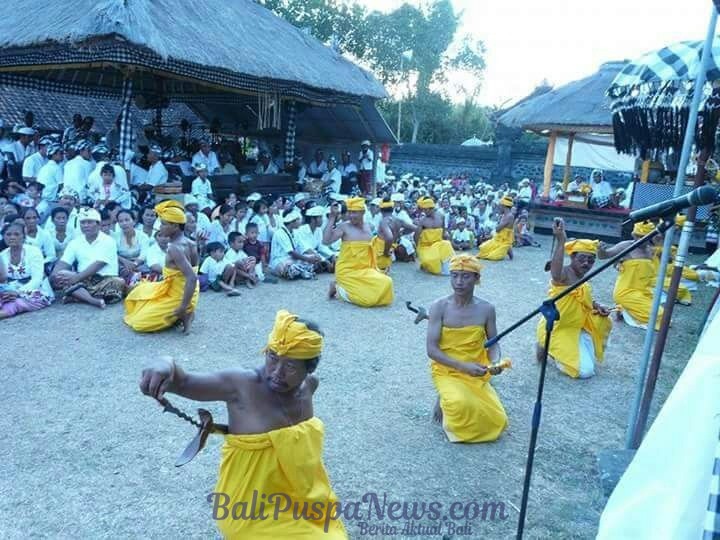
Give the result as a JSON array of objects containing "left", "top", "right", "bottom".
[{"left": 485, "top": 217, "right": 675, "bottom": 540}]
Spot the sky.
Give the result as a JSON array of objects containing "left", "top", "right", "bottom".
[{"left": 356, "top": 0, "right": 712, "bottom": 106}]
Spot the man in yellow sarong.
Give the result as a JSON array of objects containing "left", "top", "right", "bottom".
[
  {"left": 415, "top": 196, "right": 455, "bottom": 275},
  {"left": 124, "top": 200, "right": 200, "bottom": 333},
  {"left": 426, "top": 254, "right": 508, "bottom": 443},
  {"left": 323, "top": 197, "right": 393, "bottom": 307},
  {"left": 139, "top": 310, "right": 347, "bottom": 539},
  {"left": 477, "top": 195, "right": 516, "bottom": 261},
  {"left": 536, "top": 218, "right": 612, "bottom": 378},
  {"left": 599, "top": 220, "right": 663, "bottom": 330}
]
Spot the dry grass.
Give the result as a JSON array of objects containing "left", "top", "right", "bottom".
[{"left": 0, "top": 240, "right": 711, "bottom": 539}]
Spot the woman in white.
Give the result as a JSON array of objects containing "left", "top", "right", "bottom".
[
  {"left": 207, "top": 204, "right": 236, "bottom": 247},
  {"left": 136, "top": 206, "right": 159, "bottom": 246},
  {"left": 47, "top": 207, "right": 74, "bottom": 260},
  {"left": 0, "top": 222, "right": 54, "bottom": 319},
  {"left": 114, "top": 209, "right": 149, "bottom": 284},
  {"left": 22, "top": 206, "right": 56, "bottom": 268},
  {"left": 89, "top": 164, "right": 131, "bottom": 210}
]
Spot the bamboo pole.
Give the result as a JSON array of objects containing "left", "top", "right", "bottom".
[
  {"left": 542, "top": 131, "right": 558, "bottom": 198},
  {"left": 562, "top": 133, "right": 575, "bottom": 190},
  {"left": 640, "top": 160, "right": 650, "bottom": 183}
]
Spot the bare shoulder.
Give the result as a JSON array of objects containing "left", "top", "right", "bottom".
[
  {"left": 475, "top": 296, "right": 496, "bottom": 318},
  {"left": 429, "top": 294, "right": 452, "bottom": 315},
  {"left": 305, "top": 374, "right": 319, "bottom": 394}
]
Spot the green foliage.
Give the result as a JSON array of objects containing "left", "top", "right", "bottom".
[{"left": 257, "top": 0, "right": 490, "bottom": 144}]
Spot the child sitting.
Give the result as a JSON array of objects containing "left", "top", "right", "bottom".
[
  {"left": 451, "top": 218, "right": 473, "bottom": 251},
  {"left": 225, "top": 232, "right": 260, "bottom": 288},
  {"left": 242, "top": 222, "right": 278, "bottom": 283},
  {"left": 199, "top": 242, "right": 242, "bottom": 296},
  {"left": 515, "top": 213, "right": 541, "bottom": 247},
  {"left": 143, "top": 231, "right": 170, "bottom": 281}
]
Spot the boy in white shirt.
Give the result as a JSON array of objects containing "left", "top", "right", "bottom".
[
  {"left": 199, "top": 242, "right": 241, "bottom": 296},
  {"left": 451, "top": 218, "right": 473, "bottom": 251},
  {"left": 224, "top": 232, "right": 260, "bottom": 287},
  {"left": 190, "top": 163, "right": 215, "bottom": 211}
]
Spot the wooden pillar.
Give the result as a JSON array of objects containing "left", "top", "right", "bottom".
[
  {"left": 640, "top": 160, "right": 650, "bottom": 183},
  {"left": 542, "top": 131, "right": 558, "bottom": 198},
  {"left": 562, "top": 133, "right": 575, "bottom": 190}
]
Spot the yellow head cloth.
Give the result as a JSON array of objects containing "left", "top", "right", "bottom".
[
  {"left": 675, "top": 214, "right": 687, "bottom": 228},
  {"left": 632, "top": 220, "right": 655, "bottom": 236},
  {"left": 379, "top": 200, "right": 394, "bottom": 209},
  {"left": 155, "top": 200, "right": 187, "bottom": 224},
  {"left": 449, "top": 254, "right": 483, "bottom": 274},
  {"left": 345, "top": 197, "right": 366, "bottom": 212},
  {"left": 418, "top": 197, "right": 436, "bottom": 210},
  {"left": 500, "top": 196, "right": 514, "bottom": 208},
  {"left": 265, "top": 310, "right": 324, "bottom": 360},
  {"left": 564, "top": 239, "right": 599, "bottom": 255}
]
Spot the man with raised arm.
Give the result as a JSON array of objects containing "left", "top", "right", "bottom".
[
  {"left": 536, "top": 218, "right": 612, "bottom": 379},
  {"left": 323, "top": 197, "right": 393, "bottom": 307},
  {"left": 124, "top": 200, "right": 199, "bottom": 334},
  {"left": 426, "top": 254, "right": 508, "bottom": 443},
  {"left": 139, "top": 310, "right": 347, "bottom": 539}
]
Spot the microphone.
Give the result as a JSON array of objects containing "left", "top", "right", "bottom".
[{"left": 628, "top": 185, "right": 718, "bottom": 222}]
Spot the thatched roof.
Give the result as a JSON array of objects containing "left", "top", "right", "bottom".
[
  {"left": 498, "top": 61, "right": 627, "bottom": 134},
  {"left": 0, "top": 0, "right": 386, "bottom": 104}
]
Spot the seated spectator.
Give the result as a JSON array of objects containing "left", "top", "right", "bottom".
[
  {"left": 199, "top": 241, "right": 242, "bottom": 296},
  {"left": 0, "top": 222, "right": 54, "bottom": 319},
  {"left": 114, "top": 209, "right": 149, "bottom": 285},
  {"left": 207, "top": 204, "right": 236, "bottom": 247},
  {"left": 190, "top": 163, "right": 215, "bottom": 211},
  {"left": 451, "top": 218, "right": 473, "bottom": 251},
  {"left": 184, "top": 195, "right": 212, "bottom": 234},
  {"left": 242, "top": 222, "right": 277, "bottom": 283},
  {"left": 89, "top": 164, "right": 131, "bottom": 210},
  {"left": 22, "top": 207, "right": 56, "bottom": 269},
  {"left": 515, "top": 212, "right": 541, "bottom": 247},
  {"left": 137, "top": 206, "right": 159, "bottom": 244},
  {"left": 255, "top": 151, "right": 279, "bottom": 175},
  {"left": 47, "top": 207, "right": 74, "bottom": 260},
  {"left": 225, "top": 232, "right": 260, "bottom": 288},
  {"left": 219, "top": 153, "right": 239, "bottom": 175},
  {"left": 51, "top": 208, "right": 126, "bottom": 308},
  {"left": 294, "top": 205, "right": 336, "bottom": 272},
  {"left": 269, "top": 209, "right": 317, "bottom": 280},
  {"left": 248, "top": 199, "right": 277, "bottom": 249},
  {"left": 19, "top": 181, "right": 49, "bottom": 221},
  {"left": 37, "top": 143, "right": 64, "bottom": 203}
]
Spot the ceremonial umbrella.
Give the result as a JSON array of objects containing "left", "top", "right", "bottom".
[{"left": 606, "top": 1, "right": 720, "bottom": 452}]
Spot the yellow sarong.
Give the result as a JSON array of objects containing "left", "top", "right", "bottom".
[
  {"left": 613, "top": 259, "right": 663, "bottom": 330},
  {"left": 214, "top": 417, "right": 347, "bottom": 539},
  {"left": 430, "top": 325, "right": 507, "bottom": 443},
  {"left": 123, "top": 266, "right": 200, "bottom": 332},
  {"left": 335, "top": 240, "right": 393, "bottom": 307},
  {"left": 477, "top": 227, "right": 514, "bottom": 261},
  {"left": 417, "top": 228, "right": 454, "bottom": 274},
  {"left": 536, "top": 282, "right": 612, "bottom": 378},
  {"left": 652, "top": 246, "right": 697, "bottom": 305},
  {"left": 371, "top": 236, "right": 392, "bottom": 272}
]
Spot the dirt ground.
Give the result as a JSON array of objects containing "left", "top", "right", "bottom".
[{"left": 0, "top": 238, "right": 712, "bottom": 540}]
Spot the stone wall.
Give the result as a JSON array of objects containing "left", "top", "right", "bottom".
[{"left": 388, "top": 143, "right": 633, "bottom": 188}]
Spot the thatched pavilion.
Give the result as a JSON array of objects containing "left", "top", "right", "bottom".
[
  {"left": 0, "top": 0, "right": 393, "bottom": 164},
  {"left": 499, "top": 61, "right": 626, "bottom": 196}
]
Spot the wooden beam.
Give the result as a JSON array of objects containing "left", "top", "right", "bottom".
[
  {"left": 562, "top": 133, "right": 575, "bottom": 190},
  {"left": 543, "top": 131, "right": 558, "bottom": 198},
  {"left": 640, "top": 160, "right": 650, "bottom": 183}
]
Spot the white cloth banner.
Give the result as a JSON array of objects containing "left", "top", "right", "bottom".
[
  {"left": 597, "top": 308, "right": 720, "bottom": 539},
  {"left": 553, "top": 134, "right": 636, "bottom": 172}
]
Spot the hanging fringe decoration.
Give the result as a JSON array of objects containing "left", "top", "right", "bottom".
[
  {"left": 257, "top": 92, "right": 282, "bottom": 131},
  {"left": 284, "top": 100, "right": 297, "bottom": 167}
]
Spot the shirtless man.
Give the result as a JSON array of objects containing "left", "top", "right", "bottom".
[
  {"left": 323, "top": 197, "right": 393, "bottom": 307},
  {"left": 426, "top": 254, "right": 508, "bottom": 442},
  {"left": 124, "top": 201, "right": 199, "bottom": 334},
  {"left": 138, "top": 310, "right": 347, "bottom": 539},
  {"left": 414, "top": 197, "right": 454, "bottom": 275},
  {"left": 536, "top": 218, "right": 612, "bottom": 378}
]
